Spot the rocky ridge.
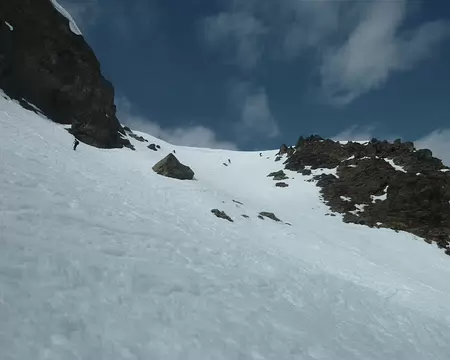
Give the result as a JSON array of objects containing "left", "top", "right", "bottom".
[
  {"left": 284, "top": 136, "right": 450, "bottom": 253},
  {"left": 0, "top": 0, "right": 130, "bottom": 148}
]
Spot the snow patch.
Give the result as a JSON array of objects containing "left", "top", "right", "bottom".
[
  {"left": 339, "top": 140, "right": 369, "bottom": 145},
  {"left": 385, "top": 159, "right": 407, "bottom": 173},
  {"left": 350, "top": 204, "right": 368, "bottom": 216},
  {"left": 5, "top": 21, "right": 13, "bottom": 31},
  {"left": 341, "top": 196, "right": 352, "bottom": 202},
  {"left": 311, "top": 167, "right": 339, "bottom": 178},
  {"left": 441, "top": 169, "right": 450, "bottom": 173},
  {"left": 50, "top": 0, "right": 82, "bottom": 35},
  {"left": 371, "top": 186, "right": 388, "bottom": 203}
]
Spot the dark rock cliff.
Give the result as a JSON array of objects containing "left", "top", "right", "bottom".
[
  {"left": 285, "top": 136, "right": 450, "bottom": 254},
  {"left": 0, "top": 0, "right": 130, "bottom": 148}
]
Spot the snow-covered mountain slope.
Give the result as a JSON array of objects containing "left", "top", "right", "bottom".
[{"left": 1, "top": 94, "right": 450, "bottom": 360}]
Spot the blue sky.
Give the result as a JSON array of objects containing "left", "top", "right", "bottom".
[{"left": 60, "top": 0, "right": 450, "bottom": 159}]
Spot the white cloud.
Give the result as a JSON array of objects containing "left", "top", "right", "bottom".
[
  {"left": 203, "top": 0, "right": 450, "bottom": 104},
  {"left": 320, "top": 1, "right": 450, "bottom": 105},
  {"left": 203, "top": 12, "right": 266, "bottom": 69},
  {"left": 331, "top": 125, "right": 376, "bottom": 142},
  {"left": 240, "top": 88, "right": 280, "bottom": 138},
  {"left": 116, "top": 97, "right": 238, "bottom": 150},
  {"left": 415, "top": 129, "right": 450, "bottom": 166}
]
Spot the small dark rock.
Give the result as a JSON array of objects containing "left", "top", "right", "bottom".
[
  {"left": 241, "top": 214, "right": 250, "bottom": 219},
  {"left": 259, "top": 212, "right": 281, "bottom": 222},
  {"left": 156, "top": 145, "right": 161, "bottom": 149},
  {"left": 129, "top": 133, "right": 147, "bottom": 142},
  {"left": 275, "top": 156, "right": 282, "bottom": 162},
  {"left": 267, "top": 170, "right": 289, "bottom": 181},
  {"left": 258, "top": 215, "right": 265, "bottom": 220},
  {"left": 148, "top": 143, "right": 158, "bottom": 151},
  {"left": 211, "top": 209, "right": 233, "bottom": 222},
  {"left": 276, "top": 182, "right": 289, "bottom": 188},
  {"left": 233, "top": 200, "right": 244, "bottom": 205},
  {"left": 301, "top": 169, "right": 312, "bottom": 176},
  {"left": 124, "top": 143, "right": 136, "bottom": 151}
]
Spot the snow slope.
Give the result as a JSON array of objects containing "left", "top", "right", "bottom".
[{"left": 1, "top": 93, "right": 450, "bottom": 360}]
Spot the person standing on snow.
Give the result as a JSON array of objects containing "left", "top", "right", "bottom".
[{"left": 73, "top": 138, "right": 80, "bottom": 151}]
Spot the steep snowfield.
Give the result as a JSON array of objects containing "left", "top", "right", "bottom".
[{"left": 1, "top": 94, "right": 450, "bottom": 359}]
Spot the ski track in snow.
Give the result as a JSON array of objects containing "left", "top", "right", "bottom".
[{"left": 1, "top": 94, "right": 450, "bottom": 359}]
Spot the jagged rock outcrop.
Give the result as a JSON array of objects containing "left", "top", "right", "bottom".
[
  {"left": 277, "top": 144, "right": 288, "bottom": 155},
  {"left": 285, "top": 136, "right": 450, "bottom": 252},
  {"left": 0, "top": 0, "right": 130, "bottom": 148},
  {"left": 152, "top": 154, "right": 195, "bottom": 180}
]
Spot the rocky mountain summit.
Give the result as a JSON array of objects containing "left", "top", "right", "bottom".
[
  {"left": 284, "top": 135, "right": 450, "bottom": 254},
  {"left": 0, "top": 0, "right": 129, "bottom": 148}
]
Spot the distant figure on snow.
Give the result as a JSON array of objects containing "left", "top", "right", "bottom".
[
  {"left": 73, "top": 139, "right": 80, "bottom": 151},
  {"left": 173, "top": 150, "right": 176, "bottom": 154},
  {"left": 228, "top": 159, "right": 231, "bottom": 164},
  {"left": 259, "top": 152, "right": 262, "bottom": 157}
]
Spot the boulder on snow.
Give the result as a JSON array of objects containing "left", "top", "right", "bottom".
[
  {"left": 152, "top": 154, "right": 194, "bottom": 180},
  {"left": 275, "top": 182, "right": 289, "bottom": 188},
  {"left": 211, "top": 209, "right": 233, "bottom": 222},
  {"left": 148, "top": 143, "right": 158, "bottom": 151}
]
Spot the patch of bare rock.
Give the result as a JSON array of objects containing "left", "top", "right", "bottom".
[{"left": 284, "top": 135, "right": 450, "bottom": 254}]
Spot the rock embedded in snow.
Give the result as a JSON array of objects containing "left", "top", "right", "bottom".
[
  {"left": 259, "top": 212, "right": 282, "bottom": 222},
  {"left": 275, "top": 182, "right": 289, "bottom": 188},
  {"left": 267, "top": 170, "right": 288, "bottom": 181},
  {"left": 0, "top": 0, "right": 130, "bottom": 149},
  {"left": 152, "top": 154, "right": 195, "bottom": 180},
  {"left": 211, "top": 209, "right": 233, "bottom": 222},
  {"left": 148, "top": 143, "right": 158, "bottom": 151}
]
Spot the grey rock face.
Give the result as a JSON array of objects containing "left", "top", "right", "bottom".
[{"left": 0, "top": 0, "right": 130, "bottom": 149}]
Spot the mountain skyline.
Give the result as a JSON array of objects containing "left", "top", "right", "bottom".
[{"left": 60, "top": 0, "right": 450, "bottom": 159}]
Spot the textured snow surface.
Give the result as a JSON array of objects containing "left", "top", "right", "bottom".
[
  {"left": 1, "top": 94, "right": 450, "bottom": 359},
  {"left": 49, "top": 0, "right": 82, "bottom": 35}
]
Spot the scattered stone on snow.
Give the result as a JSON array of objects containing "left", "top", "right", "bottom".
[
  {"left": 211, "top": 209, "right": 233, "bottom": 222},
  {"left": 267, "top": 170, "right": 289, "bottom": 181},
  {"left": 259, "top": 212, "right": 282, "bottom": 222},
  {"left": 275, "top": 182, "right": 289, "bottom": 188}
]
